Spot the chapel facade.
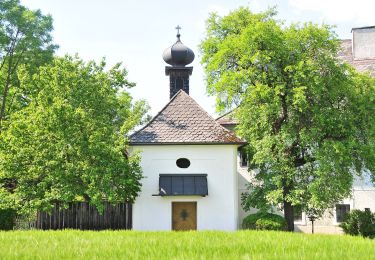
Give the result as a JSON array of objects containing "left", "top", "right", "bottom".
[{"left": 129, "top": 30, "right": 245, "bottom": 231}]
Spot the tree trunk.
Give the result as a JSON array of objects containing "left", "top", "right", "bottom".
[
  {"left": 0, "top": 54, "right": 14, "bottom": 132},
  {"left": 284, "top": 200, "right": 294, "bottom": 231},
  {"left": 0, "top": 81, "right": 10, "bottom": 130},
  {"left": 0, "top": 33, "right": 19, "bottom": 132}
]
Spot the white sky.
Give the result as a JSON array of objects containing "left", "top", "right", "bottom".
[{"left": 20, "top": 0, "right": 375, "bottom": 117}]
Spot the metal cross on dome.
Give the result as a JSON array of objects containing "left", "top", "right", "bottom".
[{"left": 175, "top": 25, "right": 182, "bottom": 34}]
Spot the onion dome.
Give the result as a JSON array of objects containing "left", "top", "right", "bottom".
[{"left": 162, "top": 26, "right": 195, "bottom": 66}]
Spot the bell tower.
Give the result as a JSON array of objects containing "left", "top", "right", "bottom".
[{"left": 162, "top": 26, "right": 195, "bottom": 99}]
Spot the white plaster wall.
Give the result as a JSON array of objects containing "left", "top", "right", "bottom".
[
  {"left": 353, "top": 27, "right": 375, "bottom": 60},
  {"left": 352, "top": 171, "right": 375, "bottom": 211},
  {"left": 353, "top": 190, "right": 375, "bottom": 210},
  {"left": 129, "top": 145, "right": 238, "bottom": 231}
]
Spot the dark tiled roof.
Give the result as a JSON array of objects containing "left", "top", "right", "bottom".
[
  {"left": 129, "top": 90, "right": 245, "bottom": 145},
  {"left": 339, "top": 39, "right": 375, "bottom": 75}
]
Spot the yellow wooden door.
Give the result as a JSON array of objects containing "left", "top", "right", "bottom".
[{"left": 172, "top": 202, "right": 197, "bottom": 231}]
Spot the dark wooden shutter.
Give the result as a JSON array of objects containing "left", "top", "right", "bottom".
[{"left": 159, "top": 174, "right": 208, "bottom": 196}]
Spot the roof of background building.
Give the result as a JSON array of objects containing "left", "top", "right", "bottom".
[
  {"left": 215, "top": 110, "right": 237, "bottom": 126},
  {"left": 351, "top": 25, "right": 375, "bottom": 31},
  {"left": 129, "top": 90, "right": 245, "bottom": 145}
]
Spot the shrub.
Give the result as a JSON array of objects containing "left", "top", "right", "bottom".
[
  {"left": 0, "top": 208, "right": 16, "bottom": 230},
  {"left": 243, "top": 211, "right": 287, "bottom": 231},
  {"left": 340, "top": 209, "right": 375, "bottom": 238}
]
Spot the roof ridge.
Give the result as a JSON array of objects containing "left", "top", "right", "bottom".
[
  {"left": 215, "top": 109, "right": 235, "bottom": 121},
  {"left": 129, "top": 90, "right": 184, "bottom": 139},
  {"left": 180, "top": 93, "right": 243, "bottom": 139}
]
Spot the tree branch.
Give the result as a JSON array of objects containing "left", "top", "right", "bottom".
[
  {"left": 0, "top": 29, "right": 22, "bottom": 131},
  {"left": 272, "top": 93, "right": 288, "bottom": 133}
]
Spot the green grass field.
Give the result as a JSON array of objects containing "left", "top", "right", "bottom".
[{"left": 0, "top": 230, "right": 374, "bottom": 259}]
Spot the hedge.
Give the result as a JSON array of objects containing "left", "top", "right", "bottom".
[
  {"left": 242, "top": 211, "right": 287, "bottom": 231},
  {"left": 340, "top": 209, "right": 375, "bottom": 238},
  {"left": 0, "top": 209, "right": 15, "bottom": 230}
]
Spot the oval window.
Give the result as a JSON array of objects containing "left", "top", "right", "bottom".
[{"left": 176, "top": 158, "right": 190, "bottom": 168}]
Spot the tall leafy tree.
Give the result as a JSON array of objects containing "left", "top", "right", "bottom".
[
  {"left": 0, "top": 0, "right": 57, "bottom": 131},
  {"left": 200, "top": 7, "right": 375, "bottom": 231},
  {"left": 0, "top": 56, "right": 148, "bottom": 214}
]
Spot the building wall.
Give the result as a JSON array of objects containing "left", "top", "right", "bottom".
[
  {"left": 236, "top": 154, "right": 375, "bottom": 234},
  {"left": 353, "top": 27, "right": 375, "bottom": 60},
  {"left": 129, "top": 145, "right": 239, "bottom": 231}
]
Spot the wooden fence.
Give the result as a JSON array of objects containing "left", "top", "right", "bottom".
[
  {"left": 15, "top": 216, "right": 36, "bottom": 230},
  {"left": 36, "top": 202, "right": 132, "bottom": 230}
]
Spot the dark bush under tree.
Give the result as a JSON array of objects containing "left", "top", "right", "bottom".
[
  {"left": 242, "top": 211, "right": 287, "bottom": 231},
  {"left": 0, "top": 208, "right": 15, "bottom": 230}
]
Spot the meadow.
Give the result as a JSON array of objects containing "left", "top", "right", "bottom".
[{"left": 0, "top": 230, "right": 374, "bottom": 259}]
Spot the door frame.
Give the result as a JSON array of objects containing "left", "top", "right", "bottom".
[{"left": 171, "top": 201, "right": 197, "bottom": 231}]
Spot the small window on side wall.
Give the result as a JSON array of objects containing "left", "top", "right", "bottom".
[
  {"left": 239, "top": 148, "right": 248, "bottom": 167},
  {"left": 176, "top": 158, "right": 190, "bottom": 168},
  {"left": 336, "top": 204, "right": 350, "bottom": 222}
]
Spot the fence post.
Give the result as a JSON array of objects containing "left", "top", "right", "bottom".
[{"left": 127, "top": 203, "right": 132, "bottom": 230}]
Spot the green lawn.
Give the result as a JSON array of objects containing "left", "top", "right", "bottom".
[{"left": 0, "top": 230, "right": 374, "bottom": 259}]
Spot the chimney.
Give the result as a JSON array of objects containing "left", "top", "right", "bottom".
[{"left": 352, "top": 26, "right": 375, "bottom": 60}]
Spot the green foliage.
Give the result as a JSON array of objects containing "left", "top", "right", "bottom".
[
  {"left": 200, "top": 6, "right": 375, "bottom": 229},
  {"left": 340, "top": 209, "right": 375, "bottom": 238},
  {"left": 0, "top": 208, "right": 15, "bottom": 230},
  {"left": 242, "top": 211, "right": 287, "bottom": 231},
  {"left": 1, "top": 230, "right": 374, "bottom": 259},
  {"left": 0, "top": 0, "right": 57, "bottom": 130},
  {"left": 256, "top": 216, "right": 287, "bottom": 231},
  {"left": 0, "top": 55, "right": 148, "bottom": 214},
  {"left": 242, "top": 213, "right": 261, "bottom": 230}
]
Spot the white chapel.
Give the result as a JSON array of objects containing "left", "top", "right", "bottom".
[{"left": 129, "top": 30, "right": 245, "bottom": 231}]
